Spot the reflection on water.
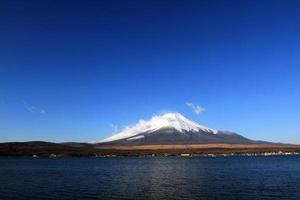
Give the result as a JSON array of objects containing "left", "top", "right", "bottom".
[{"left": 0, "top": 156, "right": 300, "bottom": 199}]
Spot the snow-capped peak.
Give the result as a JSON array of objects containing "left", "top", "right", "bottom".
[{"left": 100, "top": 112, "right": 217, "bottom": 143}]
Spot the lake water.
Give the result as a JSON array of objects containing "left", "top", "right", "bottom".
[{"left": 0, "top": 156, "right": 300, "bottom": 199}]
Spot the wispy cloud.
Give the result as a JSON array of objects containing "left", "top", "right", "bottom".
[
  {"left": 110, "top": 123, "right": 119, "bottom": 133},
  {"left": 186, "top": 102, "right": 205, "bottom": 115},
  {"left": 23, "top": 101, "right": 46, "bottom": 115}
]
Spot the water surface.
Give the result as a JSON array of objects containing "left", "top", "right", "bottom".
[{"left": 0, "top": 156, "right": 300, "bottom": 199}]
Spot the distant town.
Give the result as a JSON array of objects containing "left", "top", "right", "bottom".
[{"left": 1, "top": 141, "right": 300, "bottom": 158}]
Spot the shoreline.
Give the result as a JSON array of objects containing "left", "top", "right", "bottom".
[
  {"left": 1, "top": 153, "right": 300, "bottom": 158},
  {"left": 1, "top": 142, "right": 300, "bottom": 157}
]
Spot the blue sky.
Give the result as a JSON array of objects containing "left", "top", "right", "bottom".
[{"left": 1, "top": 0, "right": 300, "bottom": 143}]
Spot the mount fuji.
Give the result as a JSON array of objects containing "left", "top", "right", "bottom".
[
  {"left": 99, "top": 112, "right": 259, "bottom": 146},
  {"left": 0, "top": 112, "right": 288, "bottom": 156}
]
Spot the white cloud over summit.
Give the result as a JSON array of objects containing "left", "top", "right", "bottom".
[{"left": 186, "top": 102, "right": 205, "bottom": 115}]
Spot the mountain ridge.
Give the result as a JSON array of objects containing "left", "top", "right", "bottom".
[
  {"left": 99, "top": 112, "right": 263, "bottom": 146},
  {"left": 100, "top": 112, "right": 217, "bottom": 143}
]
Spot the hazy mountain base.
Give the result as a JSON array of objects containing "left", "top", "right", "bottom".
[
  {"left": 0, "top": 142, "right": 299, "bottom": 157},
  {"left": 98, "top": 128, "right": 269, "bottom": 146}
]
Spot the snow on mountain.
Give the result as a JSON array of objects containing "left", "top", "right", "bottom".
[{"left": 101, "top": 112, "right": 217, "bottom": 143}]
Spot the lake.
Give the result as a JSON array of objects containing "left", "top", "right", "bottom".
[{"left": 0, "top": 156, "right": 300, "bottom": 199}]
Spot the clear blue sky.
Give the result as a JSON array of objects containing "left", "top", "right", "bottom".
[{"left": 1, "top": 0, "right": 300, "bottom": 143}]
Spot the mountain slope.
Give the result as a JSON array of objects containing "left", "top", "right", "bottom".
[
  {"left": 99, "top": 113, "right": 258, "bottom": 146},
  {"left": 101, "top": 113, "right": 217, "bottom": 143}
]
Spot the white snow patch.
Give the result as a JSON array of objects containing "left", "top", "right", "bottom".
[{"left": 126, "top": 135, "right": 145, "bottom": 141}]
